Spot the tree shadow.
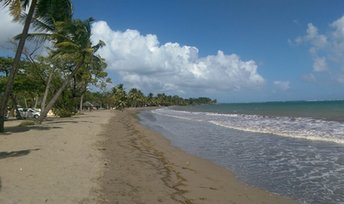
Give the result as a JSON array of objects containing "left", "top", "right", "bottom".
[
  {"left": 1, "top": 126, "right": 62, "bottom": 135},
  {"left": 44, "top": 120, "right": 93, "bottom": 124},
  {"left": 44, "top": 120, "right": 79, "bottom": 125},
  {"left": 0, "top": 148, "right": 40, "bottom": 160}
]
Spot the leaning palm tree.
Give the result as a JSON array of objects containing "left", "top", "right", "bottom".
[
  {"left": 0, "top": 0, "right": 72, "bottom": 132},
  {"left": 38, "top": 18, "right": 105, "bottom": 123}
]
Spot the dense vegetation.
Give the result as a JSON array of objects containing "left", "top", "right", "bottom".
[
  {"left": 0, "top": 0, "right": 215, "bottom": 132},
  {"left": 84, "top": 84, "right": 217, "bottom": 110},
  {"left": 0, "top": 58, "right": 216, "bottom": 114}
]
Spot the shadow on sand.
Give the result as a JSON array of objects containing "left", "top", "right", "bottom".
[
  {"left": 1, "top": 125, "right": 62, "bottom": 134},
  {"left": 2, "top": 115, "right": 94, "bottom": 135},
  {"left": 44, "top": 120, "right": 79, "bottom": 125},
  {"left": 0, "top": 148, "right": 40, "bottom": 160}
]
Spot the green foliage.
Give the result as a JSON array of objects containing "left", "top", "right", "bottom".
[
  {"left": 0, "top": 0, "right": 215, "bottom": 123},
  {"left": 0, "top": 57, "right": 13, "bottom": 77},
  {"left": 51, "top": 86, "right": 77, "bottom": 117},
  {"left": 83, "top": 84, "right": 217, "bottom": 110},
  {"left": 112, "top": 84, "right": 127, "bottom": 110},
  {"left": 0, "top": 58, "right": 43, "bottom": 106},
  {"left": 53, "top": 108, "right": 73, "bottom": 117}
]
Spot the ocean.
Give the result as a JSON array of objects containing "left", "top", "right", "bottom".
[{"left": 138, "top": 100, "right": 344, "bottom": 204}]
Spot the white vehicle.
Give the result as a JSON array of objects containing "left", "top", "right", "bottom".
[{"left": 17, "top": 108, "right": 40, "bottom": 119}]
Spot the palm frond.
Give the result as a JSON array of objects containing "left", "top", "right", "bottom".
[
  {"left": 92, "top": 40, "right": 105, "bottom": 52},
  {"left": 19, "top": 13, "right": 54, "bottom": 32},
  {"left": 36, "top": 0, "right": 72, "bottom": 24},
  {"left": 0, "top": 0, "right": 10, "bottom": 6},
  {"left": 83, "top": 17, "right": 94, "bottom": 35},
  {"left": 22, "top": 0, "right": 30, "bottom": 8},
  {"left": 9, "top": 0, "right": 21, "bottom": 20},
  {"left": 2, "top": 0, "right": 31, "bottom": 21},
  {"left": 15, "top": 32, "right": 51, "bottom": 43},
  {"left": 55, "top": 41, "right": 80, "bottom": 50}
]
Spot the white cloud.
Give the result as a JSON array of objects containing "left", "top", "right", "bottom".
[
  {"left": 91, "top": 21, "right": 265, "bottom": 95},
  {"left": 304, "top": 23, "right": 327, "bottom": 49},
  {"left": 313, "top": 57, "right": 327, "bottom": 72},
  {"left": 273, "top": 81, "right": 290, "bottom": 91},
  {"left": 295, "top": 16, "right": 344, "bottom": 80},
  {"left": 0, "top": 7, "right": 22, "bottom": 47},
  {"left": 303, "top": 73, "right": 316, "bottom": 82},
  {"left": 0, "top": 7, "right": 51, "bottom": 58},
  {"left": 331, "top": 16, "right": 344, "bottom": 41}
]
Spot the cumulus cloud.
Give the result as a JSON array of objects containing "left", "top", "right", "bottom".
[
  {"left": 91, "top": 21, "right": 265, "bottom": 95},
  {"left": 303, "top": 73, "right": 316, "bottom": 82},
  {"left": 295, "top": 16, "right": 344, "bottom": 81},
  {"left": 0, "top": 7, "right": 22, "bottom": 47},
  {"left": 313, "top": 57, "right": 327, "bottom": 72},
  {"left": 273, "top": 81, "right": 290, "bottom": 91},
  {"left": 0, "top": 7, "right": 51, "bottom": 58}
]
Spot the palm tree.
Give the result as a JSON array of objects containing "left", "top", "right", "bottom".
[
  {"left": 77, "top": 57, "right": 108, "bottom": 112},
  {"left": 38, "top": 18, "right": 105, "bottom": 123},
  {"left": 128, "top": 88, "right": 145, "bottom": 107},
  {"left": 112, "top": 84, "right": 127, "bottom": 110},
  {"left": 0, "top": 0, "right": 72, "bottom": 132}
]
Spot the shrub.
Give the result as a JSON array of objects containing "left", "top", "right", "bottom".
[
  {"left": 18, "top": 120, "right": 35, "bottom": 126},
  {"left": 53, "top": 108, "right": 74, "bottom": 117}
]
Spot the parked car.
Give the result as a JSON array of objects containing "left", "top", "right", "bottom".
[{"left": 16, "top": 108, "right": 40, "bottom": 119}]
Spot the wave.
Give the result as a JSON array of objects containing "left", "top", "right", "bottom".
[{"left": 152, "top": 108, "right": 344, "bottom": 145}]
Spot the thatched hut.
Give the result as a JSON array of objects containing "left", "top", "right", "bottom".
[{"left": 82, "top": 101, "right": 93, "bottom": 111}]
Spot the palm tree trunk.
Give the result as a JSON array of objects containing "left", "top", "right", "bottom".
[
  {"left": 79, "top": 93, "right": 84, "bottom": 112},
  {"left": 24, "top": 97, "right": 28, "bottom": 108},
  {"left": 34, "top": 94, "right": 39, "bottom": 109},
  {"left": 0, "top": 0, "right": 37, "bottom": 132},
  {"left": 11, "top": 94, "right": 22, "bottom": 119},
  {"left": 38, "top": 59, "right": 84, "bottom": 123},
  {"left": 40, "top": 69, "right": 54, "bottom": 115}
]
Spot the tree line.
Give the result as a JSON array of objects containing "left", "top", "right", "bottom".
[
  {"left": 0, "top": 57, "right": 216, "bottom": 115},
  {"left": 83, "top": 84, "right": 217, "bottom": 110},
  {"left": 0, "top": 0, "right": 216, "bottom": 133},
  {"left": 0, "top": 0, "right": 105, "bottom": 132}
]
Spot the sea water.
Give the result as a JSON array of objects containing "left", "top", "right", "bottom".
[{"left": 138, "top": 101, "right": 344, "bottom": 204}]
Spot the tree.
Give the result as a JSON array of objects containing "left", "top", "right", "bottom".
[
  {"left": 127, "top": 88, "right": 146, "bottom": 107},
  {"left": 0, "top": 57, "right": 45, "bottom": 117},
  {"left": 0, "top": 57, "right": 13, "bottom": 77},
  {"left": 38, "top": 18, "right": 105, "bottom": 123},
  {"left": 112, "top": 84, "right": 127, "bottom": 110},
  {"left": 0, "top": 0, "right": 72, "bottom": 132},
  {"left": 75, "top": 56, "right": 108, "bottom": 112}
]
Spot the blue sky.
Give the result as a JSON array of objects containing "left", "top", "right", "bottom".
[{"left": 2, "top": 0, "right": 344, "bottom": 102}]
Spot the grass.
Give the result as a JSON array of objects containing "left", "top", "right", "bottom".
[{"left": 18, "top": 120, "right": 35, "bottom": 127}]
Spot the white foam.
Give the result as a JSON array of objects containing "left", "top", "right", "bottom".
[{"left": 152, "top": 108, "right": 344, "bottom": 145}]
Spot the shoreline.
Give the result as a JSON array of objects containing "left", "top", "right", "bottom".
[
  {"left": 0, "top": 109, "right": 298, "bottom": 203},
  {"left": 98, "top": 108, "right": 297, "bottom": 203}
]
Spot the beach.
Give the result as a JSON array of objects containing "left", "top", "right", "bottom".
[
  {"left": 0, "top": 109, "right": 296, "bottom": 203},
  {"left": 0, "top": 110, "right": 111, "bottom": 203}
]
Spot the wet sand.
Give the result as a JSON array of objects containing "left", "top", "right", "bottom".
[
  {"left": 0, "top": 109, "right": 297, "bottom": 203},
  {"left": 98, "top": 109, "right": 297, "bottom": 204}
]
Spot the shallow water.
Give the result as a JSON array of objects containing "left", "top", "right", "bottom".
[{"left": 139, "top": 108, "right": 344, "bottom": 204}]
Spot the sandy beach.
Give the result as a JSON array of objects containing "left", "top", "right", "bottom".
[{"left": 0, "top": 109, "right": 297, "bottom": 203}]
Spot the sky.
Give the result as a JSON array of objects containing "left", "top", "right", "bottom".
[{"left": 1, "top": 0, "right": 344, "bottom": 102}]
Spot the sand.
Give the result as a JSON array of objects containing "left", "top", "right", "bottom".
[
  {"left": 0, "top": 109, "right": 298, "bottom": 204},
  {"left": 0, "top": 111, "right": 112, "bottom": 203}
]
